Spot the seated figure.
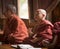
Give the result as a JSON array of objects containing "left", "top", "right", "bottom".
[
  {"left": 0, "top": 4, "right": 29, "bottom": 44},
  {"left": 53, "top": 22, "right": 60, "bottom": 49},
  {"left": 27, "top": 9, "right": 54, "bottom": 47}
]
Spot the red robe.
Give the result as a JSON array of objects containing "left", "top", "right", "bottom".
[
  {"left": 53, "top": 22, "right": 60, "bottom": 34},
  {"left": 32, "top": 20, "right": 54, "bottom": 46},
  {"left": 3, "top": 14, "right": 28, "bottom": 44},
  {"left": 53, "top": 22, "right": 60, "bottom": 46}
]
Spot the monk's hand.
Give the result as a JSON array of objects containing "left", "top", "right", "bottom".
[
  {"left": 28, "top": 28, "right": 34, "bottom": 37},
  {"left": 42, "top": 39, "right": 50, "bottom": 47},
  {"left": 30, "top": 37, "right": 39, "bottom": 43},
  {"left": 8, "top": 33, "right": 15, "bottom": 43}
]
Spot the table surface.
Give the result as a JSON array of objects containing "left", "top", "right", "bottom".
[
  {"left": 0, "top": 44, "right": 48, "bottom": 49},
  {"left": 0, "top": 31, "right": 48, "bottom": 49},
  {"left": 0, "top": 44, "right": 14, "bottom": 49}
]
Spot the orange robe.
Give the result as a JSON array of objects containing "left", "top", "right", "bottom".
[{"left": 3, "top": 14, "right": 28, "bottom": 44}]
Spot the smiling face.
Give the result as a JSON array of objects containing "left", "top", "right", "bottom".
[
  {"left": 34, "top": 11, "right": 43, "bottom": 21},
  {"left": 34, "top": 9, "right": 46, "bottom": 22}
]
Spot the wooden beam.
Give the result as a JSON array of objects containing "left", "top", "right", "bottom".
[{"left": 46, "top": 0, "right": 60, "bottom": 14}]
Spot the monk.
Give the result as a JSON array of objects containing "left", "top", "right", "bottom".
[
  {"left": 53, "top": 22, "right": 60, "bottom": 49},
  {"left": 1, "top": 4, "right": 29, "bottom": 44},
  {"left": 28, "top": 9, "right": 54, "bottom": 47}
]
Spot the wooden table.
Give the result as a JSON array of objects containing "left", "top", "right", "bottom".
[
  {"left": 0, "top": 44, "right": 14, "bottom": 49},
  {"left": 0, "top": 31, "right": 48, "bottom": 49},
  {"left": 0, "top": 44, "right": 48, "bottom": 49}
]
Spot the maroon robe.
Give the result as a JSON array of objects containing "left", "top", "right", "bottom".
[
  {"left": 53, "top": 22, "right": 60, "bottom": 34},
  {"left": 32, "top": 20, "right": 54, "bottom": 46},
  {"left": 53, "top": 22, "right": 60, "bottom": 46}
]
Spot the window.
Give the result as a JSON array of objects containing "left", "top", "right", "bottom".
[{"left": 18, "top": 0, "right": 29, "bottom": 19}]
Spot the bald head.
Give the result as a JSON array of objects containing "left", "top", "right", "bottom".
[
  {"left": 34, "top": 9, "right": 47, "bottom": 21},
  {"left": 36, "top": 9, "right": 47, "bottom": 17}
]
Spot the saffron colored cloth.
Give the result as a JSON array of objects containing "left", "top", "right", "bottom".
[{"left": 3, "top": 14, "right": 29, "bottom": 44}]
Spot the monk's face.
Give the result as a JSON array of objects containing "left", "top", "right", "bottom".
[
  {"left": 34, "top": 10, "right": 43, "bottom": 21},
  {"left": 3, "top": 10, "right": 12, "bottom": 18}
]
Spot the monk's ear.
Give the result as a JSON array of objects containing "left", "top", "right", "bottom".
[
  {"left": 42, "top": 14, "right": 45, "bottom": 18},
  {"left": 42, "top": 14, "right": 45, "bottom": 16}
]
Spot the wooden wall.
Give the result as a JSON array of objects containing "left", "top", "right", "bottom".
[
  {"left": 28, "top": 0, "right": 60, "bottom": 24},
  {"left": 0, "top": 0, "right": 60, "bottom": 29},
  {"left": 28, "top": 0, "right": 55, "bottom": 20},
  {"left": 0, "top": 0, "right": 17, "bottom": 30}
]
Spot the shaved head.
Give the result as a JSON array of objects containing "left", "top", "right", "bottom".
[
  {"left": 36, "top": 9, "right": 46, "bottom": 17},
  {"left": 34, "top": 9, "right": 47, "bottom": 21}
]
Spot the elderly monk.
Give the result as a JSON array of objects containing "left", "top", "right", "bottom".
[
  {"left": 1, "top": 4, "right": 29, "bottom": 44},
  {"left": 28, "top": 9, "right": 54, "bottom": 47}
]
